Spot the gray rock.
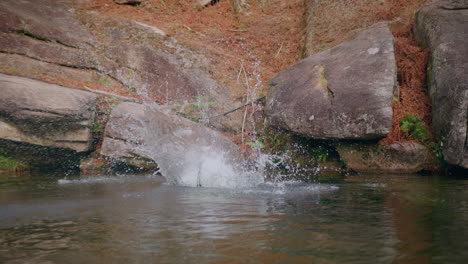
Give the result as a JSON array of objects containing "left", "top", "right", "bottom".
[
  {"left": 0, "top": 74, "right": 97, "bottom": 152},
  {"left": 0, "top": 32, "right": 98, "bottom": 69},
  {"left": 101, "top": 102, "right": 243, "bottom": 179},
  {"left": 336, "top": 142, "right": 428, "bottom": 174},
  {"left": 414, "top": 1, "right": 468, "bottom": 168},
  {"left": 266, "top": 23, "right": 397, "bottom": 140},
  {"left": 0, "top": 0, "right": 244, "bottom": 132},
  {"left": 0, "top": 0, "right": 95, "bottom": 49},
  {"left": 84, "top": 13, "right": 222, "bottom": 102}
]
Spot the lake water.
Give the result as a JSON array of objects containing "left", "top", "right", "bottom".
[{"left": 1, "top": 172, "right": 467, "bottom": 263}]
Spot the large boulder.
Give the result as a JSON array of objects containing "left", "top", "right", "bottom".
[
  {"left": 101, "top": 102, "right": 245, "bottom": 186},
  {"left": 336, "top": 142, "right": 428, "bottom": 174},
  {"left": 0, "top": 0, "right": 243, "bottom": 131},
  {"left": 266, "top": 23, "right": 397, "bottom": 140},
  {"left": 99, "top": 102, "right": 158, "bottom": 170},
  {"left": 0, "top": 74, "right": 97, "bottom": 152},
  {"left": 414, "top": 0, "right": 468, "bottom": 168},
  {"left": 0, "top": 0, "right": 96, "bottom": 49},
  {"left": 0, "top": 0, "right": 217, "bottom": 103},
  {"left": 84, "top": 14, "right": 219, "bottom": 102}
]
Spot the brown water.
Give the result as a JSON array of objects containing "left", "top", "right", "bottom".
[{"left": 1, "top": 172, "right": 468, "bottom": 263}]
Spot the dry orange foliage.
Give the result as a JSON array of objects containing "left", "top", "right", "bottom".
[
  {"left": 379, "top": 25, "right": 431, "bottom": 145},
  {"left": 78, "top": 0, "right": 305, "bottom": 98},
  {"left": 76, "top": 0, "right": 432, "bottom": 148},
  {"left": 307, "top": 0, "right": 432, "bottom": 54}
]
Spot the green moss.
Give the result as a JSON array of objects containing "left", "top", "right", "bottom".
[
  {"left": 96, "top": 161, "right": 107, "bottom": 168},
  {"left": 261, "top": 126, "right": 338, "bottom": 167},
  {"left": 318, "top": 65, "right": 334, "bottom": 99},
  {"left": 91, "top": 122, "right": 103, "bottom": 133},
  {"left": 11, "top": 66, "right": 18, "bottom": 74},
  {"left": 400, "top": 115, "right": 429, "bottom": 142},
  {"left": 428, "top": 140, "right": 447, "bottom": 169},
  {"left": 98, "top": 77, "right": 112, "bottom": 87},
  {"left": 0, "top": 155, "right": 26, "bottom": 170},
  {"left": 318, "top": 66, "right": 328, "bottom": 90},
  {"left": 247, "top": 140, "right": 265, "bottom": 151},
  {"left": 178, "top": 96, "right": 214, "bottom": 122}
]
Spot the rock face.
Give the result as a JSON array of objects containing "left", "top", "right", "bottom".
[
  {"left": 0, "top": 0, "right": 96, "bottom": 49},
  {"left": 414, "top": 1, "right": 468, "bottom": 168},
  {"left": 101, "top": 102, "right": 243, "bottom": 179},
  {"left": 0, "top": 74, "right": 97, "bottom": 152},
  {"left": 100, "top": 102, "right": 158, "bottom": 170},
  {"left": 84, "top": 14, "right": 218, "bottom": 102},
  {"left": 0, "top": 0, "right": 235, "bottom": 107},
  {"left": 336, "top": 142, "right": 428, "bottom": 174},
  {"left": 0, "top": 0, "right": 250, "bottom": 133},
  {"left": 266, "top": 23, "right": 397, "bottom": 140}
]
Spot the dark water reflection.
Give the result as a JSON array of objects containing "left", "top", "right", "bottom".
[{"left": 1, "top": 173, "right": 467, "bottom": 263}]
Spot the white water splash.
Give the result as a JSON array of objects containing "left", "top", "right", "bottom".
[{"left": 99, "top": 38, "right": 304, "bottom": 189}]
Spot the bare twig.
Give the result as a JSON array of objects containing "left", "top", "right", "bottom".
[
  {"left": 275, "top": 41, "right": 284, "bottom": 58},
  {"left": 240, "top": 65, "right": 250, "bottom": 144},
  {"left": 226, "top": 29, "right": 248, "bottom": 32},
  {"left": 237, "top": 60, "right": 244, "bottom": 83},
  {"left": 182, "top": 24, "right": 206, "bottom": 37}
]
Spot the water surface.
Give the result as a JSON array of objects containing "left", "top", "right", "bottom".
[{"left": 1, "top": 172, "right": 467, "bottom": 263}]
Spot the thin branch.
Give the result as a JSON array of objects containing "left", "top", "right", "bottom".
[{"left": 275, "top": 41, "right": 284, "bottom": 58}]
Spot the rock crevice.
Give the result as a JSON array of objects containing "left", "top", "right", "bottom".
[{"left": 414, "top": 0, "right": 468, "bottom": 168}]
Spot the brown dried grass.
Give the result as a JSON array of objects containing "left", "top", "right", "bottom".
[
  {"left": 306, "top": 0, "right": 432, "bottom": 55},
  {"left": 78, "top": 0, "right": 305, "bottom": 99},
  {"left": 379, "top": 25, "right": 431, "bottom": 145},
  {"left": 76, "top": 0, "right": 433, "bottom": 150}
]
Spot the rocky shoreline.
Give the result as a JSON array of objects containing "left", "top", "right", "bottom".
[{"left": 0, "top": 0, "right": 466, "bottom": 177}]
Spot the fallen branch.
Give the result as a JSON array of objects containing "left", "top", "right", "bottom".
[{"left": 226, "top": 29, "right": 248, "bottom": 32}]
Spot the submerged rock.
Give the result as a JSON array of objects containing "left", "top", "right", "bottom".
[
  {"left": 101, "top": 102, "right": 244, "bottom": 185},
  {"left": 414, "top": 0, "right": 468, "bottom": 169},
  {"left": 266, "top": 23, "right": 397, "bottom": 140},
  {"left": 336, "top": 142, "right": 428, "bottom": 174},
  {"left": 0, "top": 74, "right": 97, "bottom": 152}
]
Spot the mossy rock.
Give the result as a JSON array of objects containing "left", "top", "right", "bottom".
[{"left": 335, "top": 142, "right": 428, "bottom": 174}]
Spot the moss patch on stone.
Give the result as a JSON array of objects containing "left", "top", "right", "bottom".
[{"left": 0, "top": 155, "right": 27, "bottom": 171}]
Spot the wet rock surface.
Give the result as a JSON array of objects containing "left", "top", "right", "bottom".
[
  {"left": 101, "top": 102, "right": 243, "bottom": 174},
  {"left": 0, "top": 74, "right": 97, "bottom": 152},
  {"left": 414, "top": 0, "right": 468, "bottom": 168},
  {"left": 266, "top": 23, "right": 397, "bottom": 140},
  {"left": 336, "top": 142, "right": 428, "bottom": 174}
]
